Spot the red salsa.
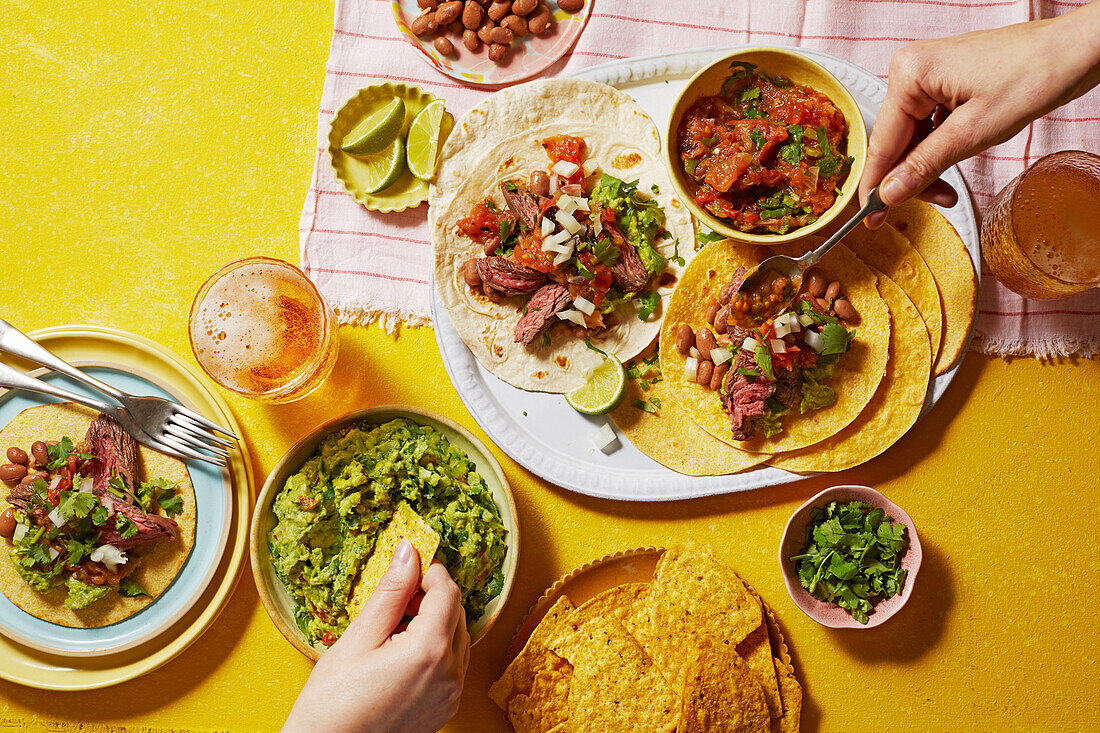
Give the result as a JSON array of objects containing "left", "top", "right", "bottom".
[{"left": 678, "top": 62, "right": 853, "bottom": 235}]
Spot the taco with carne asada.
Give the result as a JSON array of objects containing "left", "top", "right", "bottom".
[
  {"left": 661, "top": 238, "right": 890, "bottom": 453},
  {"left": 430, "top": 78, "right": 695, "bottom": 393},
  {"left": 0, "top": 403, "right": 193, "bottom": 628}
]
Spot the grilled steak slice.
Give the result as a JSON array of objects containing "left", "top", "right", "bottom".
[
  {"left": 98, "top": 499, "right": 178, "bottom": 551},
  {"left": 722, "top": 350, "right": 777, "bottom": 440},
  {"left": 499, "top": 181, "right": 542, "bottom": 229},
  {"left": 476, "top": 257, "right": 548, "bottom": 296},
  {"left": 5, "top": 483, "right": 47, "bottom": 524},
  {"left": 514, "top": 283, "right": 571, "bottom": 344},
  {"left": 774, "top": 368, "right": 803, "bottom": 409},
  {"left": 607, "top": 226, "right": 650, "bottom": 293},
  {"left": 86, "top": 414, "right": 138, "bottom": 496}
]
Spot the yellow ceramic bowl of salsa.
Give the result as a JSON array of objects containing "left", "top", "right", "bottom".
[{"left": 664, "top": 47, "right": 868, "bottom": 245}]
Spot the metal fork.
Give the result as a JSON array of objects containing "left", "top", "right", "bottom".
[{"left": 0, "top": 319, "right": 234, "bottom": 466}]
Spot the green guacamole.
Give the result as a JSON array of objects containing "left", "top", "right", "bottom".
[{"left": 268, "top": 418, "right": 508, "bottom": 646}]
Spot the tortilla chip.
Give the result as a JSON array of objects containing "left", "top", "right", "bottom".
[
  {"left": 770, "top": 657, "right": 803, "bottom": 733},
  {"left": 766, "top": 271, "right": 931, "bottom": 472},
  {"left": 641, "top": 542, "right": 762, "bottom": 689},
  {"left": 610, "top": 369, "right": 765, "bottom": 476},
  {"left": 347, "top": 502, "right": 439, "bottom": 620},
  {"left": 677, "top": 640, "right": 770, "bottom": 733},
  {"left": 886, "top": 200, "right": 977, "bottom": 375},
  {"left": 490, "top": 595, "right": 576, "bottom": 710},
  {"left": 508, "top": 665, "right": 573, "bottom": 733},
  {"left": 0, "top": 403, "right": 196, "bottom": 628},
  {"left": 827, "top": 211, "right": 943, "bottom": 368},
  {"left": 736, "top": 623, "right": 782, "bottom": 719},
  {"left": 551, "top": 615, "right": 678, "bottom": 733},
  {"left": 568, "top": 582, "right": 648, "bottom": 627}
]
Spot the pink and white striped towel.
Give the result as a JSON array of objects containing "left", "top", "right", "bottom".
[{"left": 299, "top": 0, "right": 1100, "bottom": 357}]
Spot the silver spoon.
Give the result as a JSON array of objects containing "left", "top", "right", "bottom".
[{"left": 731, "top": 186, "right": 887, "bottom": 323}]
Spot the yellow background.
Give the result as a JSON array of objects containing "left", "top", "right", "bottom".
[{"left": 1, "top": 1, "right": 1097, "bottom": 730}]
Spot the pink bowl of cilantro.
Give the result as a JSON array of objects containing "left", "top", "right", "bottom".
[{"left": 779, "top": 485, "right": 921, "bottom": 629}]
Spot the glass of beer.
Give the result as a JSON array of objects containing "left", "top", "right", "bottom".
[
  {"left": 980, "top": 150, "right": 1100, "bottom": 299},
  {"left": 189, "top": 257, "right": 339, "bottom": 403}
]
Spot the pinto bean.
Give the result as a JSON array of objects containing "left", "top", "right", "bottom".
[
  {"left": 710, "top": 361, "right": 730, "bottom": 391},
  {"left": 417, "top": 0, "right": 438, "bottom": 8},
  {"left": 482, "top": 236, "right": 501, "bottom": 256},
  {"left": 697, "top": 360, "right": 714, "bottom": 389},
  {"left": 0, "top": 464, "right": 27, "bottom": 484},
  {"left": 488, "top": 0, "right": 511, "bottom": 21},
  {"left": 463, "top": 260, "right": 482, "bottom": 289},
  {"left": 807, "top": 271, "right": 827, "bottom": 297},
  {"left": 410, "top": 11, "right": 438, "bottom": 36},
  {"left": 528, "top": 3, "right": 552, "bottom": 33},
  {"left": 501, "top": 14, "right": 528, "bottom": 37},
  {"left": 530, "top": 170, "right": 550, "bottom": 197},
  {"left": 434, "top": 36, "right": 457, "bottom": 55},
  {"left": 714, "top": 306, "right": 729, "bottom": 334},
  {"left": 6, "top": 447, "right": 28, "bottom": 466},
  {"left": 462, "top": 28, "right": 482, "bottom": 51},
  {"left": 477, "top": 17, "right": 496, "bottom": 43},
  {"left": 462, "top": 0, "right": 484, "bottom": 29},
  {"left": 0, "top": 507, "right": 15, "bottom": 539},
  {"left": 814, "top": 297, "right": 832, "bottom": 312},
  {"left": 435, "top": 1, "right": 464, "bottom": 24},
  {"left": 706, "top": 300, "right": 720, "bottom": 325},
  {"left": 489, "top": 25, "right": 514, "bottom": 44},
  {"left": 557, "top": 0, "right": 584, "bottom": 11},
  {"left": 511, "top": 0, "right": 537, "bottom": 13},
  {"left": 19, "top": 470, "right": 47, "bottom": 486},
  {"left": 488, "top": 42, "right": 509, "bottom": 62},
  {"left": 30, "top": 441, "right": 49, "bottom": 469},
  {"left": 825, "top": 280, "right": 842, "bottom": 301},
  {"left": 675, "top": 324, "right": 694, "bottom": 355},
  {"left": 695, "top": 328, "right": 717, "bottom": 360},
  {"left": 833, "top": 298, "right": 860, "bottom": 324},
  {"left": 718, "top": 281, "right": 736, "bottom": 305}
]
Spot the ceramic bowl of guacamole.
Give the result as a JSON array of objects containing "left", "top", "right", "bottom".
[{"left": 250, "top": 405, "right": 519, "bottom": 661}]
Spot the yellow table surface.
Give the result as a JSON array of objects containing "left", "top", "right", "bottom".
[{"left": 1, "top": 2, "right": 1098, "bottom": 731}]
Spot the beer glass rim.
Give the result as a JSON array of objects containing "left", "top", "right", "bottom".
[{"left": 188, "top": 256, "right": 335, "bottom": 399}]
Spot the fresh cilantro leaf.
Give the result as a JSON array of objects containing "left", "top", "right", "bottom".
[
  {"left": 157, "top": 488, "right": 184, "bottom": 518},
  {"left": 540, "top": 333, "right": 551, "bottom": 348},
  {"left": 651, "top": 184, "right": 660, "bottom": 195},
  {"left": 115, "top": 514, "right": 138, "bottom": 539},
  {"left": 634, "top": 291, "right": 660, "bottom": 321},
  {"left": 591, "top": 237, "right": 620, "bottom": 268},
  {"left": 574, "top": 257, "right": 596, "bottom": 279},
  {"left": 632, "top": 399, "right": 658, "bottom": 414},
  {"left": 753, "top": 344, "right": 774, "bottom": 381},
  {"left": 583, "top": 338, "right": 608, "bottom": 357},
  {"left": 46, "top": 437, "right": 74, "bottom": 469},
  {"left": 504, "top": 180, "right": 517, "bottom": 192},
  {"left": 64, "top": 539, "right": 89, "bottom": 566},
  {"left": 669, "top": 238, "right": 685, "bottom": 267},
  {"left": 58, "top": 491, "right": 97, "bottom": 522},
  {"left": 779, "top": 125, "right": 804, "bottom": 166},
  {"left": 108, "top": 475, "right": 129, "bottom": 499},
  {"left": 649, "top": 397, "right": 661, "bottom": 409},
  {"left": 819, "top": 322, "right": 852, "bottom": 356},
  {"left": 118, "top": 578, "right": 150, "bottom": 598},
  {"left": 736, "top": 367, "right": 761, "bottom": 378},
  {"left": 741, "top": 86, "right": 761, "bottom": 102},
  {"left": 744, "top": 108, "right": 762, "bottom": 119},
  {"left": 749, "top": 129, "right": 766, "bottom": 150},
  {"left": 694, "top": 230, "right": 725, "bottom": 250},
  {"left": 91, "top": 504, "right": 109, "bottom": 526}
]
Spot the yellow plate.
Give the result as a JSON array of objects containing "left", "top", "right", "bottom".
[
  {"left": 328, "top": 83, "right": 454, "bottom": 213},
  {"left": 0, "top": 325, "right": 252, "bottom": 690}
]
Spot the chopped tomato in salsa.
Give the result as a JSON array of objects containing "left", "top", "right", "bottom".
[
  {"left": 542, "top": 135, "right": 586, "bottom": 185},
  {"left": 678, "top": 62, "right": 853, "bottom": 235},
  {"left": 457, "top": 199, "right": 514, "bottom": 244}
]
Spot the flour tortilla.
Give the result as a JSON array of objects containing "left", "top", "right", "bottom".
[
  {"left": 0, "top": 403, "right": 195, "bottom": 627},
  {"left": 662, "top": 239, "right": 890, "bottom": 453},
  {"left": 430, "top": 79, "right": 695, "bottom": 393}
]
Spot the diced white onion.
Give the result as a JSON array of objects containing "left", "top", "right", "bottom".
[
  {"left": 581, "top": 159, "right": 599, "bottom": 176},
  {"left": 48, "top": 475, "right": 62, "bottom": 494},
  {"left": 769, "top": 339, "right": 787, "bottom": 354},
  {"left": 550, "top": 173, "right": 560, "bottom": 193},
  {"left": 574, "top": 296, "right": 596, "bottom": 316},
  {"left": 552, "top": 250, "right": 573, "bottom": 267},
  {"left": 48, "top": 547, "right": 60, "bottom": 561},
  {"left": 592, "top": 216, "right": 603, "bottom": 236},
  {"left": 787, "top": 318, "right": 801, "bottom": 333},
  {"left": 551, "top": 160, "right": 580, "bottom": 177},
  {"left": 77, "top": 477, "right": 94, "bottom": 493},
  {"left": 591, "top": 423, "right": 620, "bottom": 454},
  {"left": 689, "top": 346, "right": 700, "bottom": 359},
  {"left": 774, "top": 313, "right": 791, "bottom": 328},
  {"left": 804, "top": 329, "right": 825, "bottom": 353},
  {"left": 90, "top": 544, "right": 128, "bottom": 572},
  {"left": 773, "top": 322, "right": 792, "bottom": 339},
  {"left": 710, "top": 347, "right": 734, "bottom": 365},
  {"left": 742, "top": 337, "right": 762, "bottom": 351},
  {"left": 684, "top": 356, "right": 699, "bottom": 383},
  {"left": 555, "top": 209, "right": 583, "bottom": 235},
  {"left": 541, "top": 217, "right": 555, "bottom": 236},
  {"left": 103, "top": 495, "right": 115, "bottom": 515},
  {"left": 48, "top": 507, "right": 65, "bottom": 528},
  {"left": 572, "top": 197, "right": 591, "bottom": 212},
  {"left": 13, "top": 523, "right": 28, "bottom": 542},
  {"left": 556, "top": 309, "right": 587, "bottom": 327},
  {"left": 557, "top": 195, "right": 579, "bottom": 215},
  {"left": 797, "top": 313, "right": 814, "bottom": 327},
  {"left": 542, "top": 229, "right": 572, "bottom": 250}
]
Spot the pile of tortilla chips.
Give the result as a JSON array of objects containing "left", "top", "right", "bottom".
[
  {"left": 490, "top": 543, "right": 801, "bottom": 732},
  {"left": 611, "top": 199, "right": 977, "bottom": 475}
]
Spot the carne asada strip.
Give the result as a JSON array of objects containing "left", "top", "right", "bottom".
[
  {"left": 475, "top": 257, "right": 549, "bottom": 296},
  {"left": 499, "top": 181, "right": 543, "bottom": 229},
  {"left": 514, "top": 283, "right": 571, "bottom": 344}
]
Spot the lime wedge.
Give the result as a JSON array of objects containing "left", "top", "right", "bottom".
[
  {"left": 406, "top": 99, "right": 447, "bottom": 181},
  {"left": 356, "top": 138, "right": 406, "bottom": 194},
  {"left": 341, "top": 97, "right": 405, "bottom": 156},
  {"left": 566, "top": 355, "right": 627, "bottom": 415}
]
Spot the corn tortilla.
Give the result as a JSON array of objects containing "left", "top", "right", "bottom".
[
  {"left": 0, "top": 403, "right": 195, "bottom": 628},
  {"left": 736, "top": 622, "right": 782, "bottom": 719},
  {"left": 766, "top": 271, "right": 931, "bottom": 472},
  {"left": 490, "top": 595, "right": 576, "bottom": 711},
  {"left": 677, "top": 640, "right": 771, "bottom": 733},
  {"left": 886, "top": 199, "right": 977, "bottom": 375},
  {"left": 347, "top": 501, "right": 439, "bottom": 620},
  {"left": 770, "top": 656, "right": 803, "bottom": 733}
]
